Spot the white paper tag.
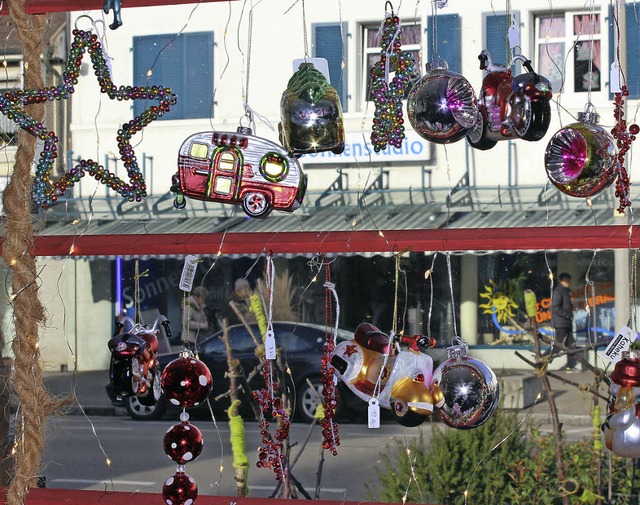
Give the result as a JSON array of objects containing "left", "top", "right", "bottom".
[
  {"left": 610, "top": 61, "right": 622, "bottom": 93},
  {"left": 292, "top": 57, "right": 331, "bottom": 82},
  {"left": 604, "top": 326, "right": 637, "bottom": 363},
  {"left": 508, "top": 15, "right": 520, "bottom": 50},
  {"left": 179, "top": 255, "right": 199, "bottom": 292},
  {"left": 368, "top": 398, "right": 380, "bottom": 429},
  {"left": 265, "top": 329, "right": 276, "bottom": 360}
]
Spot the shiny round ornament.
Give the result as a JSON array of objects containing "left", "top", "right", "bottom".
[
  {"left": 407, "top": 60, "right": 478, "bottom": 144},
  {"left": 163, "top": 419, "right": 203, "bottom": 464},
  {"left": 544, "top": 111, "right": 617, "bottom": 197},
  {"left": 162, "top": 471, "right": 198, "bottom": 505},
  {"left": 431, "top": 339, "right": 499, "bottom": 429},
  {"left": 161, "top": 351, "right": 212, "bottom": 408}
]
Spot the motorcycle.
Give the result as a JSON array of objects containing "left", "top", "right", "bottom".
[
  {"left": 107, "top": 315, "right": 171, "bottom": 406},
  {"left": 330, "top": 323, "right": 444, "bottom": 427},
  {"left": 467, "top": 50, "right": 553, "bottom": 151}
]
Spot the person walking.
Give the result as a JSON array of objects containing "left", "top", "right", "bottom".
[
  {"left": 551, "top": 272, "right": 577, "bottom": 371},
  {"left": 182, "top": 286, "right": 210, "bottom": 348}
]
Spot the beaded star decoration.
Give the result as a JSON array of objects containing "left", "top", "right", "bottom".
[
  {"left": 0, "top": 28, "right": 177, "bottom": 208},
  {"left": 370, "top": 10, "right": 416, "bottom": 152}
]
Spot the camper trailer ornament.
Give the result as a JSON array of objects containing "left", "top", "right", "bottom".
[
  {"left": 172, "top": 127, "right": 308, "bottom": 218},
  {"left": 279, "top": 62, "right": 345, "bottom": 156}
]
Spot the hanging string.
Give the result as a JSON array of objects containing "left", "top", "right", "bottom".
[
  {"left": 430, "top": 0, "right": 438, "bottom": 60},
  {"left": 445, "top": 252, "right": 458, "bottom": 337},
  {"left": 505, "top": 0, "right": 510, "bottom": 67},
  {"left": 424, "top": 253, "right": 438, "bottom": 341},
  {"left": 586, "top": 0, "right": 596, "bottom": 107},
  {"left": 393, "top": 252, "right": 401, "bottom": 335},
  {"left": 133, "top": 260, "right": 149, "bottom": 325},
  {"left": 301, "top": 0, "right": 309, "bottom": 59}
]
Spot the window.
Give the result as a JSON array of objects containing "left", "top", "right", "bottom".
[
  {"left": 534, "top": 12, "right": 602, "bottom": 94},
  {"left": 313, "top": 23, "right": 348, "bottom": 112},
  {"left": 260, "top": 153, "right": 288, "bottom": 182},
  {"left": 609, "top": 4, "right": 640, "bottom": 98},
  {"left": 189, "top": 142, "right": 209, "bottom": 159},
  {"left": 133, "top": 32, "right": 214, "bottom": 120},
  {"left": 362, "top": 22, "right": 421, "bottom": 102},
  {"left": 425, "top": 14, "right": 461, "bottom": 74}
]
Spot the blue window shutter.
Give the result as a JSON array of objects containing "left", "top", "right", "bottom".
[
  {"left": 484, "top": 11, "right": 520, "bottom": 68},
  {"left": 426, "top": 14, "right": 461, "bottom": 74},
  {"left": 133, "top": 32, "right": 213, "bottom": 120},
  {"left": 313, "top": 23, "right": 348, "bottom": 112}
]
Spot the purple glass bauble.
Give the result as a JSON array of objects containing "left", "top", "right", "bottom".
[
  {"left": 544, "top": 111, "right": 617, "bottom": 197},
  {"left": 431, "top": 339, "right": 499, "bottom": 429},
  {"left": 161, "top": 352, "right": 213, "bottom": 408},
  {"left": 162, "top": 471, "right": 198, "bottom": 505},
  {"left": 164, "top": 420, "right": 204, "bottom": 464},
  {"left": 407, "top": 60, "right": 478, "bottom": 144}
]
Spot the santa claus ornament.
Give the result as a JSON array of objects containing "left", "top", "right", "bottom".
[
  {"left": 602, "top": 350, "right": 640, "bottom": 458},
  {"left": 161, "top": 352, "right": 213, "bottom": 504},
  {"left": 431, "top": 338, "right": 499, "bottom": 429}
]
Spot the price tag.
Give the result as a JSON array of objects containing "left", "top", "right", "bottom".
[
  {"left": 179, "top": 255, "right": 199, "bottom": 292},
  {"left": 292, "top": 57, "right": 331, "bottom": 82},
  {"left": 368, "top": 398, "right": 380, "bottom": 429},
  {"left": 265, "top": 329, "right": 276, "bottom": 360},
  {"left": 610, "top": 61, "right": 622, "bottom": 93},
  {"left": 508, "top": 15, "right": 520, "bottom": 50},
  {"left": 604, "top": 326, "right": 637, "bottom": 364}
]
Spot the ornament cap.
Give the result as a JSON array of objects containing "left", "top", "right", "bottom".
[
  {"left": 577, "top": 110, "right": 600, "bottom": 124},
  {"left": 178, "top": 350, "right": 194, "bottom": 359},
  {"left": 446, "top": 337, "right": 469, "bottom": 363},
  {"left": 426, "top": 60, "right": 449, "bottom": 73},
  {"left": 623, "top": 349, "right": 640, "bottom": 361},
  {"left": 236, "top": 126, "right": 253, "bottom": 136}
]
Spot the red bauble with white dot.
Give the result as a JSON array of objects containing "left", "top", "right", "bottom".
[
  {"left": 164, "top": 413, "right": 203, "bottom": 465},
  {"left": 162, "top": 471, "right": 198, "bottom": 505},
  {"left": 161, "top": 352, "right": 212, "bottom": 408}
]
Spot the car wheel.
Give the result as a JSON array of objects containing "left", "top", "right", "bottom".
[
  {"left": 392, "top": 399, "right": 428, "bottom": 427},
  {"left": 296, "top": 377, "right": 323, "bottom": 423},
  {"left": 125, "top": 395, "right": 167, "bottom": 420},
  {"left": 241, "top": 191, "right": 272, "bottom": 218},
  {"left": 467, "top": 110, "right": 497, "bottom": 151}
]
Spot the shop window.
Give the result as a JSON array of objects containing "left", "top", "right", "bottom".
[
  {"left": 608, "top": 4, "right": 640, "bottom": 98},
  {"left": 361, "top": 21, "right": 421, "bottom": 103},
  {"left": 132, "top": 31, "right": 214, "bottom": 120},
  {"left": 533, "top": 11, "right": 601, "bottom": 94},
  {"left": 426, "top": 13, "right": 461, "bottom": 73},
  {"left": 313, "top": 23, "right": 348, "bottom": 112}
]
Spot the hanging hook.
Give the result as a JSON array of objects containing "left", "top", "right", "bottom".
[
  {"left": 103, "top": 0, "right": 123, "bottom": 30},
  {"left": 384, "top": 1, "right": 394, "bottom": 17}
]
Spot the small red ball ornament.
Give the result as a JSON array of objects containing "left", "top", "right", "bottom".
[
  {"left": 161, "top": 352, "right": 212, "bottom": 408},
  {"left": 162, "top": 471, "right": 198, "bottom": 505},
  {"left": 163, "top": 418, "right": 203, "bottom": 465}
]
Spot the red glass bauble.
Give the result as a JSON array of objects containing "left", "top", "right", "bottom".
[
  {"left": 161, "top": 353, "right": 212, "bottom": 408},
  {"left": 164, "top": 421, "right": 203, "bottom": 464},
  {"left": 162, "top": 471, "right": 198, "bottom": 505}
]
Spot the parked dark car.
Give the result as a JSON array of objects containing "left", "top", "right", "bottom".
[{"left": 107, "top": 321, "right": 355, "bottom": 422}]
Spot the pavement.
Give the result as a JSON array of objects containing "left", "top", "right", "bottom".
[{"left": 32, "top": 368, "right": 609, "bottom": 427}]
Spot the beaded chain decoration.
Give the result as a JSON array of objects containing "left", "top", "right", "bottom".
[
  {"left": 612, "top": 86, "right": 639, "bottom": 213},
  {"left": 320, "top": 261, "right": 340, "bottom": 455},
  {"left": 370, "top": 7, "right": 416, "bottom": 152},
  {"left": 0, "top": 28, "right": 177, "bottom": 208}
]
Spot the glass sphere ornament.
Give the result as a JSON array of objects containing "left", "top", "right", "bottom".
[
  {"left": 602, "top": 350, "right": 640, "bottom": 458},
  {"left": 161, "top": 351, "right": 212, "bottom": 408},
  {"left": 544, "top": 110, "right": 617, "bottom": 197},
  {"left": 407, "top": 60, "right": 478, "bottom": 144},
  {"left": 431, "top": 338, "right": 499, "bottom": 429},
  {"left": 162, "top": 470, "right": 198, "bottom": 505},
  {"left": 279, "top": 62, "right": 345, "bottom": 156},
  {"left": 164, "top": 413, "right": 203, "bottom": 465}
]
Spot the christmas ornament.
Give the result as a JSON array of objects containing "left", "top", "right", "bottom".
[
  {"left": 162, "top": 470, "right": 198, "bottom": 505},
  {"left": 331, "top": 323, "right": 443, "bottom": 427},
  {"left": 161, "top": 351, "right": 213, "bottom": 408},
  {"left": 172, "top": 127, "right": 307, "bottom": 218},
  {"left": 611, "top": 87, "right": 638, "bottom": 213},
  {"left": 108, "top": 315, "right": 170, "bottom": 405},
  {"left": 0, "top": 28, "right": 176, "bottom": 208},
  {"left": 602, "top": 350, "right": 640, "bottom": 458},
  {"left": 370, "top": 8, "right": 416, "bottom": 151},
  {"left": 431, "top": 338, "right": 499, "bottom": 429},
  {"left": 544, "top": 110, "right": 617, "bottom": 198},
  {"left": 164, "top": 415, "right": 204, "bottom": 465},
  {"left": 467, "top": 50, "right": 552, "bottom": 151},
  {"left": 407, "top": 60, "right": 478, "bottom": 144},
  {"left": 279, "top": 62, "right": 345, "bottom": 156}
]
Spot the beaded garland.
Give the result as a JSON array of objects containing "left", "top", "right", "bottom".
[
  {"left": 0, "top": 29, "right": 177, "bottom": 208},
  {"left": 370, "top": 13, "right": 416, "bottom": 152},
  {"left": 612, "top": 86, "right": 639, "bottom": 213}
]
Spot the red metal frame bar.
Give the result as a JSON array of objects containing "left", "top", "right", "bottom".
[
  {"left": 15, "top": 225, "right": 638, "bottom": 257},
  {"left": 0, "top": 0, "right": 232, "bottom": 15}
]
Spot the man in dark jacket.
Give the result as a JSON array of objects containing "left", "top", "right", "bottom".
[{"left": 551, "top": 272, "right": 576, "bottom": 371}]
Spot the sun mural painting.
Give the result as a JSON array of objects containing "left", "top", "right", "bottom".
[{"left": 479, "top": 280, "right": 519, "bottom": 324}]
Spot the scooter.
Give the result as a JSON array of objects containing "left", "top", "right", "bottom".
[
  {"left": 467, "top": 50, "right": 553, "bottom": 151},
  {"left": 330, "top": 323, "right": 444, "bottom": 427},
  {"left": 108, "top": 315, "right": 171, "bottom": 406}
]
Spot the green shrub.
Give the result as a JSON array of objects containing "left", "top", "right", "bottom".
[{"left": 368, "top": 408, "right": 634, "bottom": 505}]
